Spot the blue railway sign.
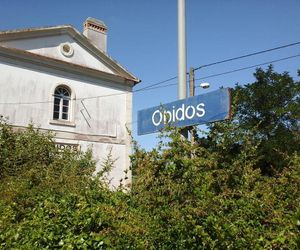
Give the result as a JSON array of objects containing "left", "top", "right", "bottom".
[{"left": 137, "top": 88, "right": 231, "bottom": 135}]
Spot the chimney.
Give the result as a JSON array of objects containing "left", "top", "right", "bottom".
[{"left": 83, "top": 17, "right": 107, "bottom": 53}]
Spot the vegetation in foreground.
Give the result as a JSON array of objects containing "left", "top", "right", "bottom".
[{"left": 0, "top": 67, "right": 299, "bottom": 249}]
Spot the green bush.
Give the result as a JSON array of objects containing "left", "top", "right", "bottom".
[
  {"left": 0, "top": 120, "right": 151, "bottom": 249},
  {"left": 0, "top": 120, "right": 299, "bottom": 249},
  {"left": 130, "top": 127, "right": 300, "bottom": 249},
  {"left": 0, "top": 67, "right": 299, "bottom": 249}
]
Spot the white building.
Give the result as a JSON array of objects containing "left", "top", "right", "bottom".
[{"left": 0, "top": 18, "right": 140, "bottom": 187}]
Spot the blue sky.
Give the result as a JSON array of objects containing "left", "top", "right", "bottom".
[{"left": 1, "top": 0, "right": 299, "bottom": 149}]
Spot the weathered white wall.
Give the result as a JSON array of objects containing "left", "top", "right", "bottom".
[
  {"left": 56, "top": 137, "right": 130, "bottom": 187},
  {"left": 0, "top": 56, "right": 132, "bottom": 188}
]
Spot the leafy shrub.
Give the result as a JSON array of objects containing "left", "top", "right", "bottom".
[
  {"left": 130, "top": 127, "right": 300, "bottom": 249},
  {"left": 0, "top": 67, "right": 299, "bottom": 249},
  {"left": 0, "top": 120, "right": 151, "bottom": 249}
]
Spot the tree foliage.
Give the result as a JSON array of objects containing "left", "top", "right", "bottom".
[
  {"left": 0, "top": 67, "right": 299, "bottom": 249},
  {"left": 204, "top": 66, "right": 300, "bottom": 175}
]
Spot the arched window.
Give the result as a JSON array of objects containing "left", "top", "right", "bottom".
[{"left": 53, "top": 86, "right": 71, "bottom": 120}]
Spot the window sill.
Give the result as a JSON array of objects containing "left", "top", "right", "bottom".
[{"left": 49, "top": 119, "right": 76, "bottom": 127}]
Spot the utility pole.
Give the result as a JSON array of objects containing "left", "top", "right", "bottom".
[
  {"left": 189, "top": 67, "right": 196, "bottom": 143},
  {"left": 178, "top": 0, "right": 188, "bottom": 138},
  {"left": 189, "top": 67, "right": 195, "bottom": 97}
]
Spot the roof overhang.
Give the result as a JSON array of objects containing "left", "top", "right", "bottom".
[
  {"left": 0, "top": 45, "right": 137, "bottom": 87},
  {"left": 0, "top": 25, "right": 140, "bottom": 85}
]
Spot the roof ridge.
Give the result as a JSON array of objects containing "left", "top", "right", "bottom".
[{"left": 0, "top": 24, "right": 74, "bottom": 34}]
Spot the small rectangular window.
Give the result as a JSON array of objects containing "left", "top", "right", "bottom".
[
  {"left": 54, "top": 98, "right": 60, "bottom": 105},
  {"left": 62, "top": 113, "right": 68, "bottom": 120},
  {"left": 53, "top": 111, "right": 59, "bottom": 119},
  {"left": 54, "top": 104, "right": 60, "bottom": 112},
  {"left": 63, "top": 99, "right": 69, "bottom": 106},
  {"left": 63, "top": 106, "right": 68, "bottom": 113}
]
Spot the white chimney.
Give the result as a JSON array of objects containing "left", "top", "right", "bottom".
[{"left": 83, "top": 17, "right": 107, "bottom": 53}]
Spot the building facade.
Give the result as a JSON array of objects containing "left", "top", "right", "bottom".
[{"left": 0, "top": 18, "right": 140, "bottom": 187}]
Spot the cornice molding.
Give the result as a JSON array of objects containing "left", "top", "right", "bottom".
[
  {"left": 0, "top": 25, "right": 140, "bottom": 84},
  {"left": 0, "top": 46, "right": 136, "bottom": 88}
]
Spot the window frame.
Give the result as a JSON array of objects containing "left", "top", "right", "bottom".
[{"left": 49, "top": 84, "right": 76, "bottom": 127}]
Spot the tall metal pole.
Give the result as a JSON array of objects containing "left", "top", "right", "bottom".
[
  {"left": 178, "top": 0, "right": 187, "bottom": 100},
  {"left": 178, "top": 0, "right": 188, "bottom": 138}
]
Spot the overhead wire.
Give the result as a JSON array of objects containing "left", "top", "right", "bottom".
[
  {"left": 0, "top": 76, "right": 180, "bottom": 105},
  {"left": 194, "top": 41, "right": 300, "bottom": 70},
  {"left": 0, "top": 51, "right": 299, "bottom": 105},
  {"left": 194, "top": 53, "right": 300, "bottom": 85},
  {"left": 134, "top": 76, "right": 178, "bottom": 92},
  {"left": 135, "top": 53, "right": 300, "bottom": 91},
  {"left": 133, "top": 40, "right": 300, "bottom": 91}
]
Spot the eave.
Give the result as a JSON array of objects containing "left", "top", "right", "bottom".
[{"left": 0, "top": 45, "right": 138, "bottom": 87}]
